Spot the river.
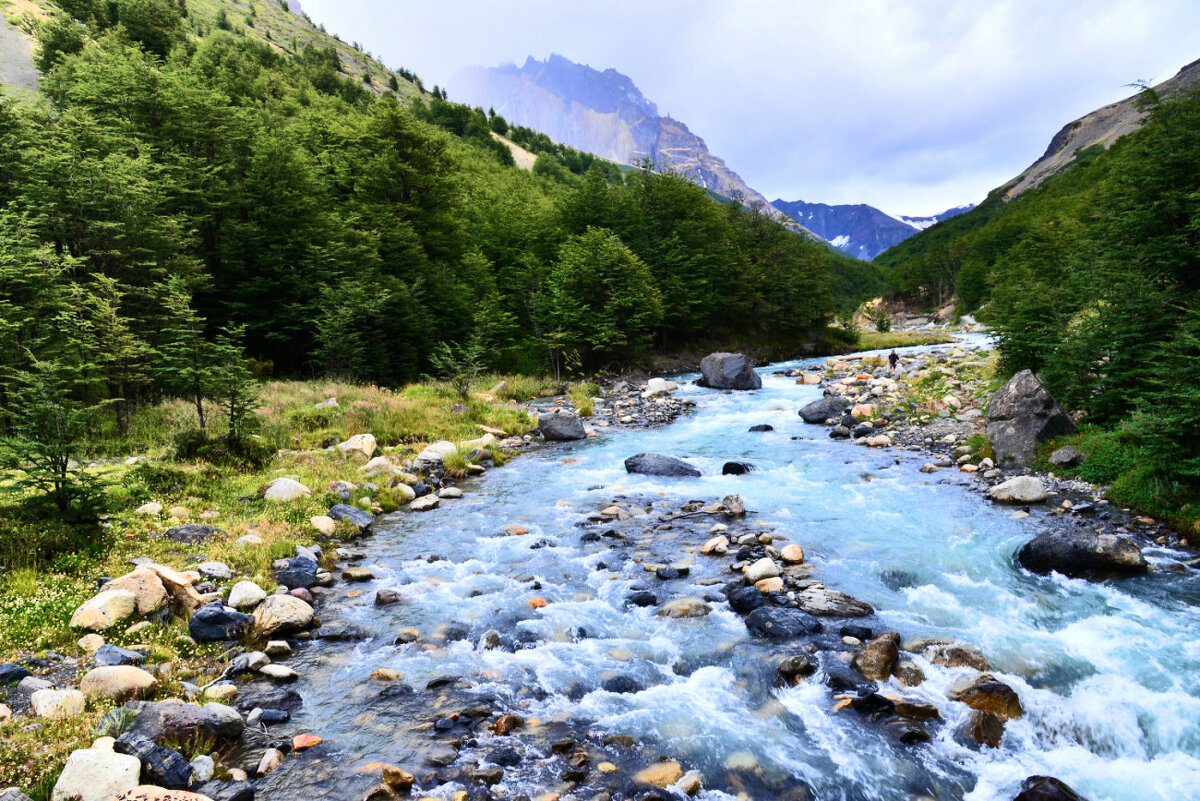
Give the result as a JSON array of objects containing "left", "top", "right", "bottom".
[{"left": 256, "top": 338, "right": 1200, "bottom": 801}]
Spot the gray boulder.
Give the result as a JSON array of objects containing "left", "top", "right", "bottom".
[
  {"left": 799, "top": 396, "right": 852, "bottom": 424},
  {"left": 624, "top": 453, "right": 701, "bottom": 478},
  {"left": 698, "top": 352, "right": 761, "bottom": 390},
  {"left": 986, "top": 370, "right": 1075, "bottom": 466},
  {"left": 114, "top": 732, "right": 192, "bottom": 789},
  {"left": 328, "top": 503, "right": 373, "bottom": 529},
  {"left": 538, "top": 411, "right": 586, "bottom": 441},
  {"left": 1017, "top": 530, "right": 1148, "bottom": 578},
  {"left": 188, "top": 602, "right": 253, "bottom": 643},
  {"left": 1013, "top": 776, "right": 1086, "bottom": 801},
  {"left": 159, "top": 523, "right": 223, "bottom": 544},
  {"left": 117, "top": 699, "right": 245, "bottom": 745},
  {"left": 1048, "top": 447, "right": 1085, "bottom": 468},
  {"left": 744, "top": 607, "right": 822, "bottom": 639}
]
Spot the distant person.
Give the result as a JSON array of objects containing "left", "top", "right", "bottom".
[{"left": 888, "top": 350, "right": 899, "bottom": 373}]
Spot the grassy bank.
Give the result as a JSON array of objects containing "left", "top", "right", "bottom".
[
  {"left": 853, "top": 330, "right": 958, "bottom": 351},
  {"left": 0, "top": 373, "right": 584, "bottom": 794}
]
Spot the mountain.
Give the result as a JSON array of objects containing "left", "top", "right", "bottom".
[
  {"left": 773, "top": 199, "right": 973, "bottom": 261},
  {"left": 452, "top": 55, "right": 785, "bottom": 216},
  {"left": 1003, "top": 57, "right": 1200, "bottom": 199}
]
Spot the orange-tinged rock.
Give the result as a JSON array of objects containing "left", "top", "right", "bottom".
[
  {"left": 504, "top": 524, "right": 529, "bottom": 536},
  {"left": 494, "top": 714, "right": 524, "bottom": 735},
  {"left": 293, "top": 734, "right": 323, "bottom": 751},
  {"left": 528, "top": 597, "right": 547, "bottom": 609},
  {"left": 635, "top": 761, "right": 683, "bottom": 787}
]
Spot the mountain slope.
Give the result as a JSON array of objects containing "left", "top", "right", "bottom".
[
  {"left": 773, "top": 199, "right": 972, "bottom": 261},
  {"left": 452, "top": 54, "right": 785, "bottom": 216},
  {"left": 1003, "top": 57, "right": 1200, "bottom": 199}
]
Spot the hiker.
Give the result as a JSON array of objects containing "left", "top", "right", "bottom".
[{"left": 888, "top": 350, "right": 899, "bottom": 373}]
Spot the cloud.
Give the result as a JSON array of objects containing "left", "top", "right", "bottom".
[{"left": 301, "top": 0, "right": 1200, "bottom": 215}]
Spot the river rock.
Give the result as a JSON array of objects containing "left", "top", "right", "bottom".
[
  {"left": 988, "top": 476, "right": 1048, "bottom": 504},
  {"left": 795, "top": 587, "right": 874, "bottom": 617},
  {"left": 102, "top": 568, "right": 169, "bottom": 616},
  {"left": 338, "top": 433, "right": 377, "bottom": 460},
  {"left": 124, "top": 700, "right": 244, "bottom": 745},
  {"left": 51, "top": 747, "right": 141, "bottom": 801},
  {"left": 698, "top": 352, "right": 761, "bottom": 390},
  {"left": 161, "top": 524, "right": 222, "bottom": 544},
  {"left": 114, "top": 733, "right": 192, "bottom": 789},
  {"left": 145, "top": 563, "right": 204, "bottom": 615},
  {"left": 538, "top": 410, "right": 586, "bottom": 441},
  {"left": 949, "top": 673, "right": 1023, "bottom": 720},
  {"left": 94, "top": 644, "right": 146, "bottom": 667},
  {"left": 748, "top": 424, "right": 774, "bottom": 432},
  {"left": 657, "top": 598, "right": 711, "bottom": 618},
  {"left": 1048, "top": 447, "right": 1085, "bottom": 468},
  {"left": 744, "top": 607, "right": 822, "bottom": 639},
  {"left": 923, "top": 642, "right": 990, "bottom": 671},
  {"left": 624, "top": 453, "right": 701, "bottom": 477},
  {"left": 780, "top": 544, "right": 805, "bottom": 564},
  {"left": 329, "top": 503, "right": 374, "bottom": 528},
  {"left": 410, "top": 495, "right": 440, "bottom": 511},
  {"left": 986, "top": 370, "right": 1075, "bottom": 466},
  {"left": 744, "top": 557, "right": 781, "bottom": 584},
  {"left": 262, "top": 478, "right": 311, "bottom": 501},
  {"left": 635, "top": 760, "right": 684, "bottom": 787},
  {"left": 1017, "top": 530, "right": 1148, "bottom": 578},
  {"left": 188, "top": 603, "right": 253, "bottom": 642},
  {"left": 227, "top": 581, "right": 267, "bottom": 611},
  {"left": 799, "top": 396, "right": 852, "bottom": 424},
  {"left": 31, "top": 689, "right": 86, "bottom": 718},
  {"left": 80, "top": 666, "right": 156, "bottom": 702},
  {"left": 257, "top": 748, "right": 284, "bottom": 776},
  {"left": 728, "top": 585, "right": 765, "bottom": 613},
  {"left": 196, "top": 561, "right": 232, "bottom": 581},
  {"left": 273, "top": 556, "right": 319, "bottom": 590},
  {"left": 852, "top": 632, "right": 899, "bottom": 681},
  {"left": 0, "top": 663, "right": 32, "bottom": 685},
  {"left": 253, "top": 594, "right": 314, "bottom": 636},
  {"left": 1013, "top": 775, "right": 1087, "bottom": 801},
  {"left": 963, "top": 709, "right": 1005, "bottom": 748},
  {"left": 70, "top": 589, "right": 138, "bottom": 631},
  {"left": 701, "top": 535, "right": 728, "bottom": 555}
]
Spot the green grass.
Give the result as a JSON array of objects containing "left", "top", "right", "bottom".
[
  {"left": 568, "top": 382, "right": 599, "bottom": 417},
  {"left": 854, "top": 330, "right": 957, "bottom": 351}
]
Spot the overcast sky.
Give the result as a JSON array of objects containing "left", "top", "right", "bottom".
[{"left": 302, "top": 0, "right": 1200, "bottom": 216}]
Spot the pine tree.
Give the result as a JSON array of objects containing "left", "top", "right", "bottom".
[{"left": 154, "top": 277, "right": 215, "bottom": 430}]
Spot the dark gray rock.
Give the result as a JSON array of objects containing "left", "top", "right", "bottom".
[
  {"left": 626, "top": 591, "right": 657, "bottom": 607},
  {"left": 93, "top": 644, "right": 146, "bottom": 667},
  {"left": 601, "top": 675, "right": 643, "bottom": 694},
  {"left": 115, "top": 732, "right": 192, "bottom": 789},
  {"left": 328, "top": 504, "right": 373, "bottom": 529},
  {"left": 881, "top": 717, "right": 932, "bottom": 744},
  {"left": 189, "top": 602, "right": 253, "bottom": 642},
  {"left": 1048, "top": 446, "right": 1085, "bottom": 468},
  {"left": 1017, "top": 530, "right": 1148, "bottom": 579},
  {"left": 0, "top": 663, "right": 32, "bottom": 686},
  {"left": 1013, "top": 776, "right": 1087, "bottom": 801},
  {"left": 124, "top": 699, "right": 245, "bottom": 745},
  {"left": 727, "top": 586, "right": 765, "bottom": 614},
  {"left": 698, "top": 352, "right": 761, "bottom": 390},
  {"left": 829, "top": 426, "right": 851, "bottom": 439},
  {"left": 722, "top": 461, "right": 756, "bottom": 475},
  {"left": 234, "top": 686, "right": 303, "bottom": 713},
  {"left": 273, "top": 556, "right": 319, "bottom": 590},
  {"left": 538, "top": 410, "right": 586, "bottom": 441},
  {"left": 744, "top": 607, "right": 822, "bottom": 639},
  {"left": 194, "top": 781, "right": 256, "bottom": 801},
  {"left": 799, "top": 396, "right": 852, "bottom": 424},
  {"left": 159, "top": 524, "right": 223, "bottom": 544},
  {"left": 777, "top": 654, "right": 817, "bottom": 679},
  {"left": 624, "top": 453, "right": 701, "bottom": 478},
  {"left": 748, "top": 424, "right": 774, "bottom": 432},
  {"left": 986, "top": 370, "right": 1075, "bottom": 466},
  {"left": 0, "top": 789, "right": 34, "bottom": 801}
]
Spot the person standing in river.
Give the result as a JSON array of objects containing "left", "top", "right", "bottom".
[{"left": 888, "top": 350, "right": 899, "bottom": 373}]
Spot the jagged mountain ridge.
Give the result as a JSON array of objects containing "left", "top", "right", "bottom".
[
  {"left": 773, "top": 199, "right": 973, "bottom": 261},
  {"left": 1004, "top": 57, "right": 1200, "bottom": 198},
  {"left": 452, "top": 55, "right": 786, "bottom": 217}
]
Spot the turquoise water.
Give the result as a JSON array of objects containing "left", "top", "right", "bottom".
[{"left": 258, "top": 340, "right": 1200, "bottom": 801}]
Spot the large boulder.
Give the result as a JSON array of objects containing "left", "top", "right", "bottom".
[
  {"left": 145, "top": 564, "right": 204, "bottom": 616},
  {"left": 852, "top": 632, "right": 900, "bottom": 681},
  {"left": 252, "top": 594, "right": 314, "bottom": 637},
  {"left": 227, "top": 581, "right": 267, "bottom": 611},
  {"left": 52, "top": 747, "right": 141, "bottom": 801},
  {"left": 986, "top": 370, "right": 1075, "bottom": 466},
  {"left": 698, "top": 352, "right": 761, "bottom": 390},
  {"left": 414, "top": 440, "right": 458, "bottom": 469},
  {"left": 949, "top": 673, "right": 1023, "bottom": 720},
  {"left": 328, "top": 503, "right": 374, "bottom": 529},
  {"left": 1017, "top": 530, "right": 1148, "bottom": 578},
  {"left": 538, "top": 411, "right": 586, "bottom": 441},
  {"left": 337, "top": 433, "right": 377, "bottom": 460},
  {"left": 261, "top": 478, "right": 311, "bottom": 502},
  {"left": 188, "top": 603, "right": 253, "bottom": 643},
  {"left": 273, "top": 556, "right": 319, "bottom": 590},
  {"left": 1013, "top": 776, "right": 1087, "bottom": 801},
  {"left": 101, "top": 568, "right": 169, "bottom": 616},
  {"left": 799, "top": 396, "right": 853, "bottom": 424},
  {"left": 113, "top": 733, "right": 192, "bottom": 790},
  {"left": 30, "top": 689, "right": 86, "bottom": 719},
  {"left": 795, "top": 587, "right": 874, "bottom": 617},
  {"left": 122, "top": 700, "right": 244, "bottom": 745},
  {"left": 93, "top": 645, "right": 146, "bottom": 668},
  {"left": 159, "top": 524, "right": 222, "bottom": 544},
  {"left": 988, "top": 476, "right": 1048, "bottom": 504},
  {"left": 744, "top": 607, "right": 822, "bottom": 639},
  {"left": 70, "top": 590, "right": 138, "bottom": 631},
  {"left": 80, "top": 666, "right": 156, "bottom": 702},
  {"left": 624, "top": 453, "right": 701, "bottom": 478}
]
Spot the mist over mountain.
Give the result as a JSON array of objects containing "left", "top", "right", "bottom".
[{"left": 452, "top": 54, "right": 784, "bottom": 215}]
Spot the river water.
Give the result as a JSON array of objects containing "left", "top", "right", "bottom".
[{"left": 257, "top": 340, "right": 1200, "bottom": 801}]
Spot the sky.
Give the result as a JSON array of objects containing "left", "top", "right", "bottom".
[{"left": 301, "top": 0, "right": 1200, "bottom": 216}]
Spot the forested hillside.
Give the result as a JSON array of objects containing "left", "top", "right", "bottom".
[
  {"left": 878, "top": 84, "right": 1200, "bottom": 520},
  {"left": 0, "top": 0, "right": 878, "bottom": 437}
]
